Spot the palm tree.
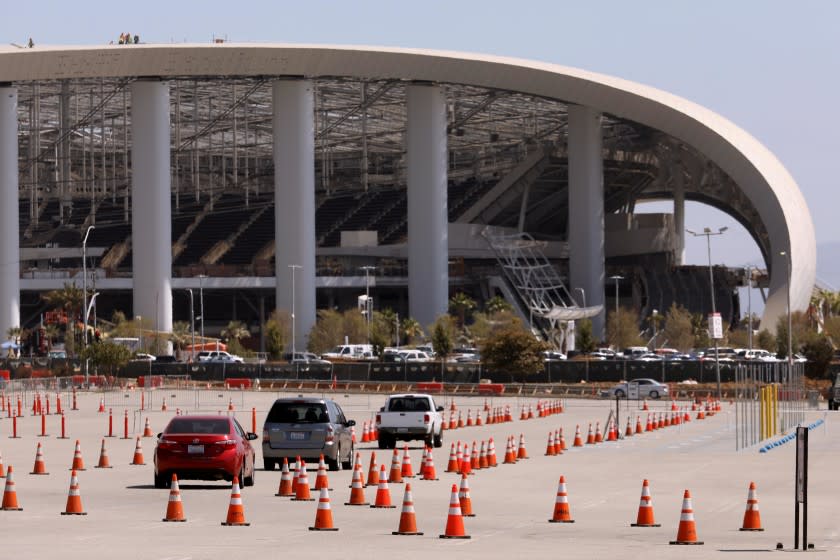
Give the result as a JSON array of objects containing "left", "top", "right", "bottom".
[
  {"left": 221, "top": 320, "right": 251, "bottom": 344},
  {"left": 42, "top": 283, "right": 85, "bottom": 356},
  {"left": 170, "top": 321, "right": 192, "bottom": 356},
  {"left": 448, "top": 292, "right": 476, "bottom": 328},
  {"left": 400, "top": 317, "right": 424, "bottom": 346},
  {"left": 484, "top": 295, "right": 512, "bottom": 315}
]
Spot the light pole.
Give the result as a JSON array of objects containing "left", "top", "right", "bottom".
[
  {"left": 197, "top": 274, "right": 207, "bottom": 342},
  {"left": 361, "top": 266, "right": 376, "bottom": 343},
  {"left": 186, "top": 289, "right": 195, "bottom": 362},
  {"left": 687, "top": 226, "right": 728, "bottom": 401},
  {"left": 81, "top": 225, "right": 95, "bottom": 349},
  {"left": 745, "top": 266, "right": 753, "bottom": 352},
  {"left": 289, "top": 265, "right": 301, "bottom": 357},
  {"left": 780, "top": 251, "right": 793, "bottom": 368}
]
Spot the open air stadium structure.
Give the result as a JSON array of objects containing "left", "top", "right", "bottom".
[{"left": 0, "top": 43, "right": 816, "bottom": 350}]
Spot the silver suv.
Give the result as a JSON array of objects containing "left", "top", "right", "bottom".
[
  {"left": 262, "top": 398, "right": 355, "bottom": 471},
  {"left": 605, "top": 378, "right": 669, "bottom": 399}
]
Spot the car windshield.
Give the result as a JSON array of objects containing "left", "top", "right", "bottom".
[
  {"left": 266, "top": 402, "right": 329, "bottom": 424},
  {"left": 166, "top": 418, "right": 230, "bottom": 434}
]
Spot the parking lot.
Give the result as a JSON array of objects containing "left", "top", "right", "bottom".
[{"left": 0, "top": 389, "right": 834, "bottom": 559}]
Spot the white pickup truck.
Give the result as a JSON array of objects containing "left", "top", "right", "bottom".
[{"left": 375, "top": 394, "right": 444, "bottom": 449}]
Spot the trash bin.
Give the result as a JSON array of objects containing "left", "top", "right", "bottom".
[{"left": 807, "top": 390, "right": 820, "bottom": 409}]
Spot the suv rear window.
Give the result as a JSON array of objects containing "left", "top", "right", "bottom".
[
  {"left": 387, "top": 397, "right": 430, "bottom": 412},
  {"left": 266, "top": 402, "right": 329, "bottom": 424},
  {"left": 166, "top": 418, "right": 231, "bottom": 434}
]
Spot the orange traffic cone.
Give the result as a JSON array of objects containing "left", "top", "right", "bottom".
[
  {"left": 389, "top": 449, "right": 403, "bottom": 483},
  {"left": 594, "top": 422, "right": 603, "bottom": 443},
  {"left": 557, "top": 429, "right": 566, "bottom": 452},
  {"left": 503, "top": 437, "right": 516, "bottom": 464},
  {"left": 371, "top": 464, "right": 395, "bottom": 508},
  {"left": 446, "top": 443, "right": 459, "bottom": 472},
  {"left": 314, "top": 455, "right": 331, "bottom": 490},
  {"left": 517, "top": 434, "right": 528, "bottom": 459},
  {"left": 292, "top": 461, "right": 314, "bottom": 501},
  {"left": 631, "top": 479, "right": 660, "bottom": 527},
  {"left": 458, "top": 474, "right": 475, "bottom": 517},
  {"left": 221, "top": 476, "right": 250, "bottom": 526},
  {"left": 440, "top": 483, "right": 470, "bottom": 539},
  {"left": 30, "top": 442, "right": 49, "bottom": 475},
  {"left": 61, "top": 469, "right": 86, "bottom": 515},
  {"left": 625, "top": 417, "right": 634, "bottom": 437},
  {"left": 94, "top": 439, "right": 112, "bottom": 469},
  {"left": 478, "top": 441, "right": 488, "bottom": 468},
  {"left": 635, "top": 416, "right": 644, "bottom": 434},
  {"left": 352, "top": 452, "right": 366, "bottom": 487},
  {"left": 228, "top": 398, "right": 234, "bottom": 412},
  {"left": 365, "top": 452, "right": 379, "bottom": 487},
  {"left": 739, "top": 482, "right": 764, "bottom": 531},
  {"left": 642, "top": 399, "right": 649, "bottom": 411},
  {"left": 161, "top": 397, "right": 167, "bottom": 412},
  {"left": 586, "top": 423, "right": 595, "bottom": 445},
  {"left": 545, "top": 431, "right": 556, "bottom": 456},
  {"left": 669, "top": 489, "right": 703, "bottom": 545},
  {"left": 469, "top": 441, "right": 479, "bottom": 470},
  {"left": 70, "top": 439, "right": 86, "bottom": 471},
  {"left": 344, "top": 464, "right": 369, "bottom": 506},
  {"left": 143, "top": 417, "right": 153, "bottom": 438},
  {"left": 487, "top": 437, "right": 498, "bottom": 467},
  {"left": 573, "top": 425, "right": 584, "bottom": 447},
  {"left": 130, "top": 436, "right": 146, "bottom": 465},
  {"left": 393, "top": 483, "right": 423, "bottom": 535},
  {"left": 0, "top": 450, "right": 4, "bottom": 477},
  {"left": 163, "top": 473, "right": 186, "bottom": 522},
  {"left": 275, "top": 458, "right": 294, "bottom": 496},
  {"left": 1, "top": 465, "right": 22, "bottom": 510},
  {"left": 423, "top": 448, "right": 439, "bottom": 480},
  {"left": 400, "top": 445, "right": 414, "bottom": 478},
  {"left": 548, "top": 475, "right": 574, "bottom": 523},
  {"left": 309, "top": 487, "right": 339, "bottom": 531},
  {"left": 97, "top": 397, "right": 105, "bottom": 413}
]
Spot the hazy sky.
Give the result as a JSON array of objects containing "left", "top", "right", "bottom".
[{"left": 2, "top": 1, "right": 837, "bottom": 283}]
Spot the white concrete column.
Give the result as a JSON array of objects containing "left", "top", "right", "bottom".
[
  {"left": 131, "top": 80, "right": 172, "bottom": 334},
  {"left": 673, "top": 164, "right": 685, "bottom": 265},
  {"left": 568, "top": 105, "right": 605, "bottom": 339},
  {"left": 273, "top": 80, "right": 316, "bottom": 347},
  {"left": 407, "top": 84, "right": 448, "bottom": 329},
  {"left": 0, "top": 86, "right": 20, "bottom": 337}
]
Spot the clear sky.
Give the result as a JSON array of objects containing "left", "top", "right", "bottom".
[{"left": 2, "top": 1, "right": 837, "bottom": 290}]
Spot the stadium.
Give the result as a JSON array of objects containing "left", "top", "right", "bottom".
[{"left": 0, "top": 43, "right": 816, "bottom": 352}]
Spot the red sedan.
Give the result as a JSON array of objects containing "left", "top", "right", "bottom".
[{"left": 153, "top": 415, "right": 257, "bottom": 489}]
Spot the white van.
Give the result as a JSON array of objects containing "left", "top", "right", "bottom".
[{"left": 321, "top": 344, "right": 374, "bottom": 360}]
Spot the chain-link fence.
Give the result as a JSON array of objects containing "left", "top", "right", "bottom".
[{"left": 734, "top": 361, "right": 806, "bottom": 451}]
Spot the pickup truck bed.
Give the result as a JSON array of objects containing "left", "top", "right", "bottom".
[{"left": 375, "top": 394, "right": 444, "bottom": 449}]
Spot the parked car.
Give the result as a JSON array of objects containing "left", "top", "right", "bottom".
[
  {"left": 376, "top": 393, "right": 444, "bottom": 449},
  {"left": 605, "top": 378, "right": 669, "bottom": 399},
  {"left": 321, "top": 344, "right": 373, "bottom": 360},
  {"left": 262, "top": 398, "right": 355, "bottom": 471},
  {"left": 284, "top": 352, "right": 332, "bottom": 366},
  {"left": 828, "top": 372, "right": 840, "bottom": 411},
  {"left": 198, "top": 350, "right": 244, "bottom": 363},
  {"left": 154, "top": 355, "right": 180, "bottom": 363},
  {"left": 131, "top": 352, "right": 156, "bottom": 361},
  {"left": 153, "top": 414, "right": 257, "bottom": 489},
  {"left": 543, "top": 351, "right": 567, "bottom": 361},
  {"left": 395, "top": 350, "right": 433, "bottom": 362}
]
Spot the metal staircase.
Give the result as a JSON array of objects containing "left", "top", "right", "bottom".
[{"left": 482, "top": 228, "right": 602, "bottom": 348}]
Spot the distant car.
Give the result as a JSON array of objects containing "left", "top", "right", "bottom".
[
  {"left": 154, "top": 355, "right": 180, "bottom": 363},
  {"left": 605, "top": 378, "right": 669, "bottom": 399},
  {"left": 199, "top": 351, "right": 244, "bottom": 363},
  {"left": 284, "top": 352, "right": 332, "bottom": 366},
  {"left": 153, "top": 414, "right": 258, "bottom": 489},
  {"left": 48, "top": 349, "right": 67, "bottom": 359},
  {"left": 132, "top": 352, "right": 156, "bottom": 362},
  {"left": 395, "top": 350, "right": 433, "bottom": 362},
  {"left": 634, "top": 353, "right": 663, "bottom": 362},
  {"left": 543, "top": 351, "right": 567, "bottom": 361},
  {"left": 262, "top": 398, "right": 355, "bottom": 471}
]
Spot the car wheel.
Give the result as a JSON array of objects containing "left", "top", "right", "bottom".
[
  {"left": 328, "top": 445, "right": 341, "bottom": 471},
  {"left": 434, "top": 432, "right": 443, "bottom": 448},
  {"left": 650, "top": 390, "right": 659, "bottom": 399},
  {"left": 244, "top": 454, "right": 255, "bottom": 487},
  {"left": 154, "top": 472, "right": 168, "bottom": 489},
  {"left": 341, "top": 443, "right": 354, "bottom": 470},
  {"left": 263, "top": 459, "right": 275, "bottom": 471},
  {"left": 615, "top": 389, "right": 626, "bottom": 398}
]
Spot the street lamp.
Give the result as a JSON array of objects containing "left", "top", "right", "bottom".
[
  {"left": 82, "top": 225, "right": 95, "bottom": 348},
  {"left": 687, "top": 226, "right": 728, "bottom": 401},
  {"left": 360, "top": 266, "right": 376, "bottom": 343},
  {"left": 609, "top": 275, "right": 623, "bottom": 317},
  {"left": 186, "top": 289, "right": 195, "bottom": 362},
  {"left": 744, "top": 266, "right": 753, "bottom": 352},
  {"left": 780, "top": 251, "right": 793, "bottom": 368},
  {"left": 197, "top": 274, "right": 207, "bottom": 342},
  {"left": 288, "top": 265, "right": 301, "bottom": 357}
]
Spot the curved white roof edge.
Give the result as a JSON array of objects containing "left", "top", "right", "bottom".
[{"left": 0, "top": 43, "right": 816, "bottom": 329}]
